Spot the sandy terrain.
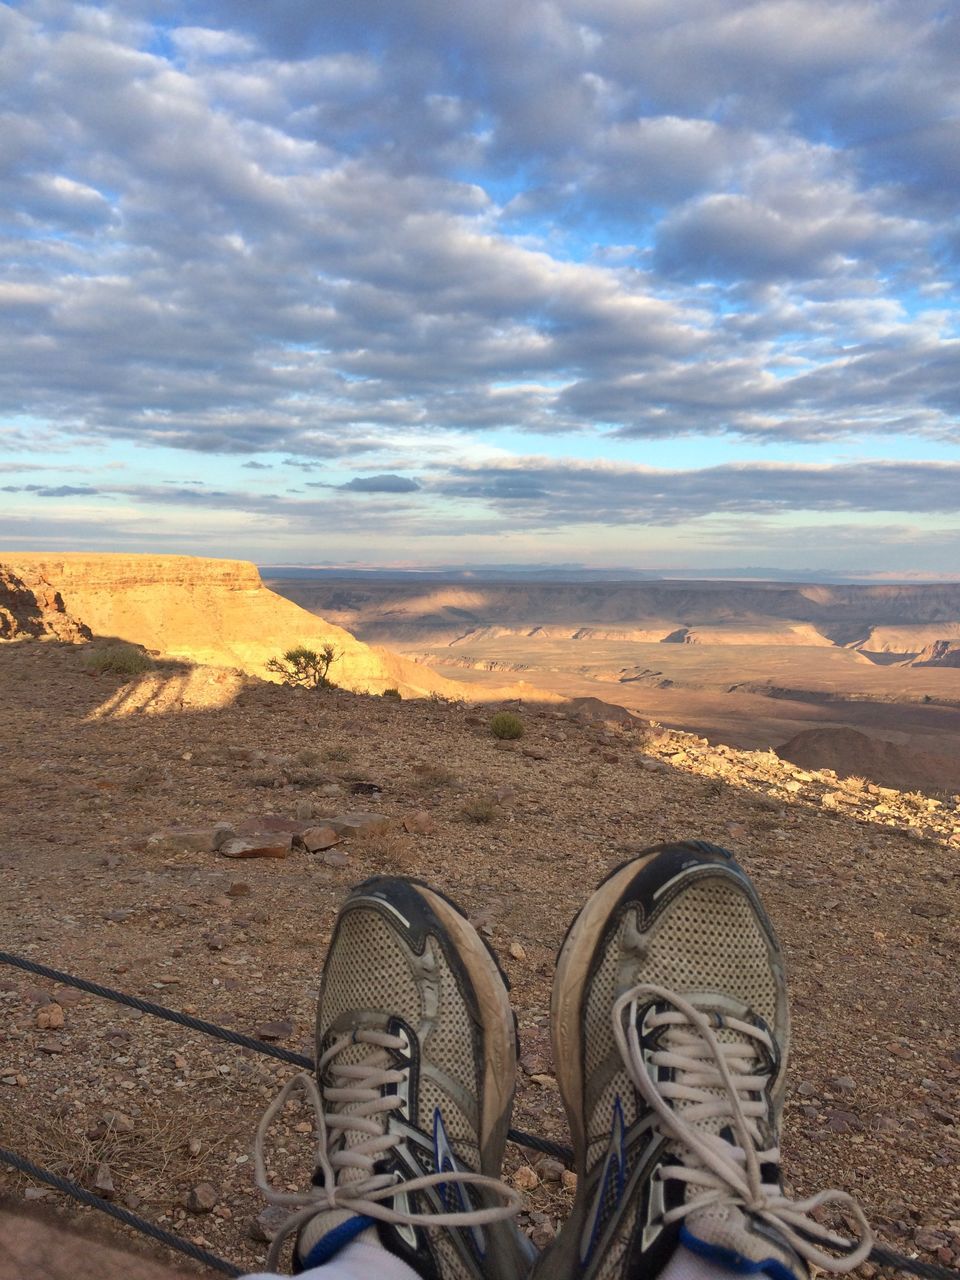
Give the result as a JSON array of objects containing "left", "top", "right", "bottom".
[{"left": 1, "top": 637, "right": 958, "bottom": 1278}]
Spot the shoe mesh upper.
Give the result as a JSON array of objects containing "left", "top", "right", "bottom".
[{"left": 584, "top": 876, "right": 781, "bottom": 1164}]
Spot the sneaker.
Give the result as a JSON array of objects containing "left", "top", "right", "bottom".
[
  {"left": 254, "top": 876, "right": 533, "bottom": 1278},
  {"left": 533, "top": 840, "right": 872, "bottom": 1280}
]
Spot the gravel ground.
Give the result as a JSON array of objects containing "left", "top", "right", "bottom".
[{"left": 1, "top": 639, "right": 958, "bottom": 1276}]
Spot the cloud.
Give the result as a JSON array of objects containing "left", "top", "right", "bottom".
[
  {"left": 335, "top": 474, "right": 421, "bottom": 493},
  {"left": 0, "top": 0, "right": 957, "bottom": 575},
  {"left": 433, "top": 458, "right": 960, "bottom": 525}
]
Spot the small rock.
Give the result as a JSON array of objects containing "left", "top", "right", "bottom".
[
  {"left": 219, "top": 834, "right": 291, "bottom": 859},
  {"left": 535, "top": 1158, "right": 564, "bottom": 1182},
  {"left": 94, "top": 1163, "right": 115, "bottom": 1199},
  {"left": 561, "top": 1169, "right": 578, "bottom": 1192},
  {"left": 294, "top": 799, "right": 314, "bottom": 820},
  {"left": 916, "top": 1228, "right": 947, "bottom": 1251},
  {"left": 328, "top": 812, "right": 391, "bottom": 838},
  {"left": 830, "top": 1076, "right": 856, "bottom": 1094},
  {"left": 249, "top": 1205, "right": 289, "bottom": 1243},
  {"left": 911, "top": 900, "right": 949, "bottom": 919},
  {"left": 402, "top": 811, "right": 436, "bottom": 835},
  {"left": 513, "top": 1165, "right": 538, "bottom": 1191},
  {"left": 227, "top": 881, "right": 251, "bottom": 897},
  {"left": 183, "top": 1182, "right": 218, "bottom": 1214},
  {"left": 323, "top": 849, "right": 350, "bottom": 868},
  {"left": 105, "top": 909, "right": 133, "bottom": 923},
  {"left": 300, "top": 825, "right": 341, "bottom": 852},
  {"left": 186, "top": 1137, "right": 203, "bottom": 1157},
  {"left": 255, "top": 1019, "right": 294, "bottom": 1042},
  {"left": 35, "top": 1004, "right": 64, "bottom": 1031},
  {"left": 508, "top": 941, "right": 526, "bottom": 961},
  {"left": 521, "top": 747, "right": 548, "bottom": 761}
]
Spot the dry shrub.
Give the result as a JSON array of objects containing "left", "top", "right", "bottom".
[
  {"left": 411, "top": 763, "right": 457, "bottom": 790},
  {"left": 81, "top": 644, "right": 154, "bottom": 677},
  {"left": 461, "top": 797, "right": 499, "bottom": 825},
  {"left": 490, "top": 711, "right": 524, "bottom": 740}
]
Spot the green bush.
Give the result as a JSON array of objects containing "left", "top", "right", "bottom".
[
  {"left": 82, "top": 643, "right": 154, "bottom": 676},
  {"left": 266, "top": 644, "right": 338, "bottom": 689},
  {"left": 490, "top": 710, "right": 524, "bottom": 740}
]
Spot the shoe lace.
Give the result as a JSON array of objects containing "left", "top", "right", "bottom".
[
  {"left": 612, "top": 983, "right": 874, "bottom": 1274},
  {"left": 253, "top": 1028, "right": 522, "bottom": 1270}
]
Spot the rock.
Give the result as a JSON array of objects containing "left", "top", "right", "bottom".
[
  {"left": 294, "top": 799, "right": 314, "bottom": 820},
  {"left": 638, "top": 757, "right": 669, "bottom": 773},
  {"left": 105, "top": 909, "right": 133, "bottom": 923},
  {"left": 323, "top": 849, "right": 350, "bottom": 867},
  {"left": 88, "top": 1111, "right": 134, "bottom": 1139},
  {"left": 911, "top": 900, "right": 949, "bottom": 918},
  {"left": 830, "top": 1076, "right": 856, "bottom": 1094},
  {"left": 328, "top": 812, "right": 391, "bottom": 838},
  {"left": 521, "top": 747, "right": 548, "bottom": 761},
  {"left": 35, "top": 1003, "right": 64, "bottom": 1031},
  {"left": 212, "top": 824, "right": 237, "bottom": 850},
  {"left": 255, "top": 1019, "right": 294, "bottom": 1041},
  {"left": 508, "top": 941, "right": 526, "bottom": 960},
  {"left": 219, "top": 834, "right": 292, "bottom": 859},
  {"left": 513, "top": 1165, "right": 538, "bottom": 1191},
  {"left": 535, "top": 1158, "right": 564, "bottom": 1182},
  {"left": 226, "top": 881, "right": 251, "bottom": 897},
  {"left": 300, "top": 825, "right": 341, "bottom": 852},
  {"left": 186, "top": 1137, "right": 202, "bottom": 1157},
  {"left": 561, "top": 1169, "right": 578, "bottom": 1192},
  {"left": 350, "top": 780, "right": 382, "bottom": 797},
  {"left": 916, "top": 1228, "right": 948, "bottom": 1251},
  {"left": 402, "top": 811, "right": 436, "bottom": 835},
  {"left": 183, "top": 1182, "right": 218, "bottom": 1214},
  {"left": 93, "top": 1163, "right": 115, "bottom": 1199},
  {"left": 250, "top": 1205, "right": 290, "bottom": 1243}
]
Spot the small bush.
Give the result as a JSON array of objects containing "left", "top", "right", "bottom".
[
  {"left": 412, "top": 763, "right": 457, "bottom": 790},
  {"left": 325, "top": 744, "right": 355, "bottom": 763},
  {"left": 382, "top": 687, "right": 402, "bottom": 700},
  {"left": 266, "top": 644, "right": 338, "bottom": 689},
  {"left": 461, "top": 797, "right": 499, "bottom": 825},
  {"left": 82, "top": 643, "right": 154, "bottom": 676},
  {"left": 490, "top": 711, "right": 524, "bottom": 740}
]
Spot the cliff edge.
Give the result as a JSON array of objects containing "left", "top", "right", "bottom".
[{"left": 0, "top": 553, "right": 523, "bottom": 699}]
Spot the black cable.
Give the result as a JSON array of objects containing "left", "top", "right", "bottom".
[
  {"left": 0, "top": 951, "right": 574, "bottom": 1164},
  {"left": 0, "top": 1145, "right": 242, "bottom": 1276},
  {"left": 0, "top": 951, "right": 314, "bottom": 1069}
]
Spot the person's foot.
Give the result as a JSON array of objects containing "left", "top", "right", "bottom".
[
  {"left": 254, "top": 876, "right": 532, "bottom": 1279},
  {"left": 533, "top": 840, "right": 872, "bottom": 1280}
]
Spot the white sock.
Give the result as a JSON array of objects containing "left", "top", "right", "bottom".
[
  {"left": 661, "top": 1243, "right": 743, "bottom": 1280},
  {"left": 243, "top": 1235, "right": 424, "bottom": 1280}
]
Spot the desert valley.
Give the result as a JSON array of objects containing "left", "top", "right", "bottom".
[{"left": 1, "top": 553, "right": 959, "bottom": 1276}]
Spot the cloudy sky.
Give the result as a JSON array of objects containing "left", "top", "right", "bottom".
[{"left": 2, "top": 0, "right": 959, "bottom": 575}]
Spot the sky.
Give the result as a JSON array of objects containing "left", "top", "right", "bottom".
[{"left": 1, "top": 0, "right": 959, "bottom": 576}]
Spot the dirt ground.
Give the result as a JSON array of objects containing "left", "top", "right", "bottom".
[{"left": 1, "top": 638, "right": 958, "bottom": 1276}]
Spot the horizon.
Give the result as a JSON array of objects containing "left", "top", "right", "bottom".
[{"left": 1, "top": 2, "right": 959, "bottom": 572}]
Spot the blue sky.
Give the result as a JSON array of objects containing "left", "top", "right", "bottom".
[{"left": 1, "top": 0, "right": 959, "bottom": 575}]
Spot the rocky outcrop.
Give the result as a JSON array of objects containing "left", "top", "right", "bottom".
[
  {"left": 775, "top": 725, "right": 960, "bottom": 794},
  {"left": 0, "top": 553, "right": 480, "bottom": 698},
  {"left": 0, "top": 565, "right": 91, "bottom": 642},
  {"left": 911, "top": 639, "right": 960, "bottom": 668}
]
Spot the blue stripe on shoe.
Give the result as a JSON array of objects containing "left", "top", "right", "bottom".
[
  {"left": 296, "top": 1214, "right": 377, "bottom": 1270},
  {"left": 680, "top": 1224, "right": 799, "bottom": 1280}
]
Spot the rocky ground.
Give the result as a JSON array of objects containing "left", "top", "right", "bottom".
[{"left": 1, "top": 638, "right": 959, "bottom": 1276}]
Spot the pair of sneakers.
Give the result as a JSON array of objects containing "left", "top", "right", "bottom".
[{"left": 253, "top": 841, "right": 872, "bottom": 1279}]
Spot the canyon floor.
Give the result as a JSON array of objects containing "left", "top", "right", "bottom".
[
  {"left": 1, "top": 637, "right": 959, "bottom": 1276},
  {"left": 269, "top": 576, "right": 960, "bottom": 783}
]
